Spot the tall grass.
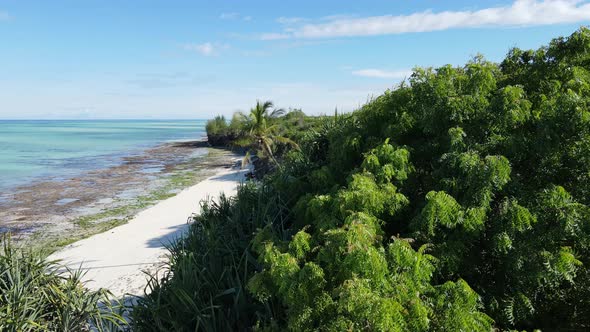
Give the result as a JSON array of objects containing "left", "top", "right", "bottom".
[
  {"left": 131, "top": 183, "right": 286, "bottom": 331},
  {"left": 0, "top": 236, "right": 125, "bottom": 331}
]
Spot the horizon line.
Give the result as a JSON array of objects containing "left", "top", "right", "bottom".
[{"left": 0, "top": 118, "right": 210, "bottom": 121}]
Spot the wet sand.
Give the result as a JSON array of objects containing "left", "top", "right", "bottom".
[{"left": 0, "top": 140, "right": 241, "bottom": 250}]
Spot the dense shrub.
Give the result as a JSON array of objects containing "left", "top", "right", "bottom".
[
  {"left": 205, "top": 115, "right": 234, "bottom": 146},
  {"left": 135, "top": 28, "right": 590, "bottom": 331}
]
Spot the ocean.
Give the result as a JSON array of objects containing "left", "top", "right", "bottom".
[{"left": 0, "top": 120, "right": 206, "bottom": 193}]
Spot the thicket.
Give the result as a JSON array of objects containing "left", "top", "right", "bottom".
[
  {"left": 205, "top": 115, "right": 235, "bottom": 146},
  {"left": 134, "top": 28, "right": 590, "bottom": 331},
  {"left": 205, "top": 104, "right": 322, "bottom": 154}
]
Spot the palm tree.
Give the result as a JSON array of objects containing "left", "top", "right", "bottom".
[{"left": 240, "top": 100, "right": 298, "bottom": 166}]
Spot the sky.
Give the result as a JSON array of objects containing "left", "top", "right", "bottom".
[{"left": 0, "top": 0, "right": 589, "bottom": 119}]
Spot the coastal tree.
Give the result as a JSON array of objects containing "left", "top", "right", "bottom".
[{"left": 239, "top": 100, "right": 299, "bottom": 166}]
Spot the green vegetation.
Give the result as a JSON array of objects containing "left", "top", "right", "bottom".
[
  {"left": 4, "top": 28, "right": 588, "bottom": 331},
  {"left": 205, "top": 101, "right": 322, "bottom": 171},
  {"left": 135, "top": 28, "right": 590, "bottom": 331},
  {"left": 0, "top": 237, "right": 124, "bottom": 331},
  {"left": 205, "top": 115, "right": 235, "bottom": 146},
  {"left": 234, "top": 100, "right": 298, "bottom": 165}
]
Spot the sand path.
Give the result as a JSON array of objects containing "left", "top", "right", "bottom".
[{"left": 49, "top": 165, "right": 247, "bottom": 297}]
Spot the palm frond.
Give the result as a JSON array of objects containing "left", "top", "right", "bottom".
[
  {"left": 269, "top": 108, "right": 285, "bottom": 118},
  {"left": 273, "top": 135, "right": 300, "bottom": 150},
  {"left": 231, "top": 136, "right": 254, "bottom": 148},
  {"left": 261, "top": 100, "right": 274, "bottom": 113}
]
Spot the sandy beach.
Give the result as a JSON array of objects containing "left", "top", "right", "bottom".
[{"left": 49, "top": 163, "right": 248, "bottom": 297}]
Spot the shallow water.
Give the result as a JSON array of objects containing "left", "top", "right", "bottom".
[{"left": 0, "top": 120, "right": 206, "bottom": 191}]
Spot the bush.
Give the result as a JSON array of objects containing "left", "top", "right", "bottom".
[
  {"left": 205, "top": 115, "right": 233, "bottom": 146},
  {"left": 0, "top": 237, "right": 124, "bottom": 331}
]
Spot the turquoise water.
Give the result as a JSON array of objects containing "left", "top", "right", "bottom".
[{"left": 0, "top": 120, "right": 206, "bottom": 192}]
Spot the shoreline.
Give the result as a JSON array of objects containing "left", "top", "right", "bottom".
[
  {"left": 48, "top": 164, "right": 248, "bottom": 297},
  {"left": 0, "top": 139, "right": 242, "bottom": 252}
]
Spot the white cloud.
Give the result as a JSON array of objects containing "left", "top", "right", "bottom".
[
  {"left": 241, "top": 49, "right": 272, "bottom": 57},
  {"left": 277, "top": 16, "right": 306, "bottom": 25},
  {"left": 319, "top": 14, "right": 356, "bottom": 22},
  {"left": 220, "top": 12, "right": 239, "bottom": 20},
  {"left": 220, "top": 12, "right": 252, "bottom": 21},
  {"left": 183, "top": 42, "right": 229, "bottom": 56},
  {"left": 186, "top": 43, "right": 214, "bottom": 56},
  {"left": 352, "top": 69, "right": 413, "bottom": 79},
  {"left": 260, "top": 33, "right": 291, "bottom": 40},
  {"left": 0, "top": 11, "right": 10, "bottom": 21},
  {"left": 264, "top": 0, "right": 590, "bottom": 39}
]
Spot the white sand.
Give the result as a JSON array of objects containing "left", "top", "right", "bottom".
[{"left": 49, "top": 165, "right": 247, "bottom": 297}]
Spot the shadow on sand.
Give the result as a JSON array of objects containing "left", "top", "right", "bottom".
[{"left": 144, "top": 223, "right": 189, "bottom": 249}]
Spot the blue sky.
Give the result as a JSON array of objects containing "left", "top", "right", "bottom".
[{"left": 0, "top": 0, "right": 589, "bottom": 119}]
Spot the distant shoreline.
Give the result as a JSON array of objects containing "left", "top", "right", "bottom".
[
  {"left": 0, "top": 139, "right": 240, "bottom": 252},
  {"left": 0, "top": 120, "right": 209, "bottom": 194},
  {"left": 0, "top": 119, "right": 211, "bottom": 121}
]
